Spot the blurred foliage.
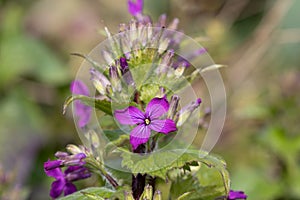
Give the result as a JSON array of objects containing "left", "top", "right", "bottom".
[{"left": 0, "top": 0, "right": 299, "bottom": 199}]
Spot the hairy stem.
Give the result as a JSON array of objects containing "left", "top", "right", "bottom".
[{"left": 132, "top": 144, "right": 146, "bottom": 199}]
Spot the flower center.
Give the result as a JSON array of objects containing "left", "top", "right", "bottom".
[{"left": 144, "top": 118, "right": 151, "bottom": 125}]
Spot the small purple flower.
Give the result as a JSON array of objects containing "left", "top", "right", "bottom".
[
  {"left": 128, "top": 0, "right": 143, "bottom": 16},
  {"left": 114, "top": 97, "right": 177, "bottom": 149},
  {"left": 70, "top": 80, "right": 92, "bottom": 128},
  {"left": 228, "top": 190, "right": 247, "bottom": 200},
  {"left": 44, "top": 165, "right": 91, "bottom": 198}
]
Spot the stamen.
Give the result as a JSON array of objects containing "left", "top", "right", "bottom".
[{"left": 145, "top": 118, "right": 150, "bottom": 125}]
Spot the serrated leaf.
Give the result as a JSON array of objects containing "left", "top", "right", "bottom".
[
  {"left": 121, "top": 149, "right": 226, "bottom": 180},
  {"left": 58, "top": 187, "right": 114, "bottom": 200},
  {"left": 121, "top": 149, "right": 230, "bottom": 199},
  {"left": 63, "top": 95, "right": 112, "bottom": 115}
]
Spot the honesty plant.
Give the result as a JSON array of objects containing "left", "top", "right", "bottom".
[{"left": 44, "top": 0, "right": 247, "bottom": 199}]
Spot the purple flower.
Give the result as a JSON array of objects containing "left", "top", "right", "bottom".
[
  {"left": 228, "top": 190, "right": 247, "bottom": 200},
  {"left": 70, "top": 80, "right": 92, "bottom": 128},
  {"left": 44, "top": 165, "right": 91, "bottom": 198},
  {"left": 114, "top": 97, "right": 177, "bottom": 149},
  {"left": 128, "top": 0, "right": 143, "bottom": 16}
]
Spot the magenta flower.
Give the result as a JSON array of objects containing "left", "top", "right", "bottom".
[
  {"left": 70, "top": 80, "right": 92, "bottom": 128},
  {"left": 114, "top": 97, "right": 177, "bottom": 149},
  {"left": 128, "top": 0, "right": 143, "bottom": 16},
  {"left": 228, "top": 190, "right": 247, "bottom": 200},
  {"left": 44, "top": 165, "right": 91, "bottom": 198}
]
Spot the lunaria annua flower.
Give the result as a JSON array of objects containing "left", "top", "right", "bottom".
[
  {"left": 45, "top": 165, "right": 91, "bottom": 198},
  {"left": 70, "top": 80, "right": 92, "bottom": 128},
  {"left": 227, "top": 190, "right": 248, "bottom": 200},
  {"left": 44, "top": 152, "right": 91, "bottom": 198},
  {"left": 114, "top": 97, "right": 177, "bottom": 149}
]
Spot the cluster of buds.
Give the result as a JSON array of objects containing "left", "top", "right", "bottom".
[{"left": 44, "top": 148, "right": 92, "bottom": 198}]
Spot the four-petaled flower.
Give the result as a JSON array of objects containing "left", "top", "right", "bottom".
[
  {"left": 44, "top": 165, "right": 91, "bottom": 198},
  {"left": 128, "top": 0, "right": 143, "bottom": 16},
  {"left": 228, "top": 190, "right": 247, "bottom": 200},
  {"left": 70, "top": 80, "right": 92, "bottom": 128},
  {"left": 114, "top": 97, "right": 177, "bottom": 150}
]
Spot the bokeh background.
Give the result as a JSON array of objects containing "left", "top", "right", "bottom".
[{"left": 1, "top": 0, "right": 300, "bottom": 199}]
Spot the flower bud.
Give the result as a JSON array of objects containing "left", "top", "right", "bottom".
[
  {"left": 140, "top": 184, "right": 153, "bottom": 199},
  {"left": 158, "top": 38, "right": 169, "bottom": 54},
  {"left": 102, "top": 50, "right": 114, "bottom": 65},
  {"left": 66, "top": 144, "right": 83, "bottom": 155},
  {"left": 153, "top": 190, "right": 162, "bottom": 200},
  {"left": 90, "top": 68, "right": 111, "bottom": 95},
  {"left": 167, "top": 95, "right": 179, "bottom": 120},
  {"left": 168, "top": 18, "right": 179, "bottom": 30},
  {"left": 65, "top": 166, "right": 91, "bottom": 182},
  {"left": 63, "top": 153, "right": 86, "bottom": 166},
  {"left": 176, "top": 98, "right": 202, "bottom": 127},
  {"left": 109, "top": 66, "right": 122, "bottom": 92},
  {"left": 54, "top": 151, "right": 69, "bottom": 159},
  {"left": 124, "top": 191, "right": 135, "bottom": 200}
]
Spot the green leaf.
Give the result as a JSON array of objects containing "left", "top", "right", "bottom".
[
  {"left": 121, "top": 149, "right": 229, "bottom": 190},
  {"left": 105, "top": 134, "right": 130, "bottom": 155},
  {"left": 169, "top": 161, "right": 229, "bottom": 200},
  {"left": 58, "top": 187, "right": 114, "bottom": 200},
  {"left": 170, "top": 174, "right": 198, "bottom": 199},
  {"left": 103, "top": 129, "right": 127, "bottom": 141},
  {"left": 63, "top": 95, "right": 112, "bottom": 115}
]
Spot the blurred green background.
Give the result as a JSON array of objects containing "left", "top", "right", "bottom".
[{"left": 0, "top": 0, "right": 299, "bottom": 199}]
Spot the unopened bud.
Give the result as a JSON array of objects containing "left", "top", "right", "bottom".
[
  {"left": 124, "top": 191, "right": 134, "bottom": 200},
  {"left": 177, "top": 98, "right": 202, "bottom": 127},
  {"left": 156, "top": 87, "right": 166, "bottom": 98},
  {"left": 158, "top": 38, "right": 169, "bottom": 54},
  {"left": 54, "top": 151, "right": 69, "bottom": 159},
  {"left": 153, "top": 190, "right": 162, "bottom": 200},
  {"left": 90, "top": 68, "right": 111, "bottom": 95},
  {"left": 63, "top": 153, "right": 86, "bottom": 166},
  {"left": 109, "top": 66, "right": 122, "bottom": 92},
  {"left": 102, "top": 50, "right": 114, "bottom": 65},
  {"left": 174, "top": 62, "right": 187, "bottom": 78},
  {"left": 168, "top": 18, "right": 179, "bottom": 30},
  {"left": 140, "top": 184, "right": 153, "bottom": 199},
  {"left": 66, "top": 144, "right": 83, "bottom": 155},
  {"left": 167, "top": 95, "right": 180, "bottom": 120}
]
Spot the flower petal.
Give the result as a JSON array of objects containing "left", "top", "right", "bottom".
[
  {"left": 44, "top": 160, "right": 63, "bottom": 171},
  {"left": 50, "top": 179, "right": 65, "bottom": 198},
  {"left": 45, "top": 167, "right": 64, "bottom": 179},
  {"left": 228, "top": 190, "right": 247, "bottom": 200},
  {"left": 114, "top": 106, "right": 144, "bottom": 125},
  {"left": 74, "top": 101, "right": 92, "bottom": 128},
  {"left": 70, "top": 80, "right": 92, "bottom": 128},
  {"left": 146, "top": 97, "right": 169, "bottom": 119},
  {"left": 64, "top": 182, "right": 77, "bottom": 196},
  {"left": 128, "top": 0, "right": 143, "bottom": 16},
  {"left": 149, "top": 119, "right": 177, "bottom": 134},
  {"left": 70, "top": 80, "right": 90, "bottom": 96},
  {"left": 130, "top": 124, "right": 151, "bottom": 150}
]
